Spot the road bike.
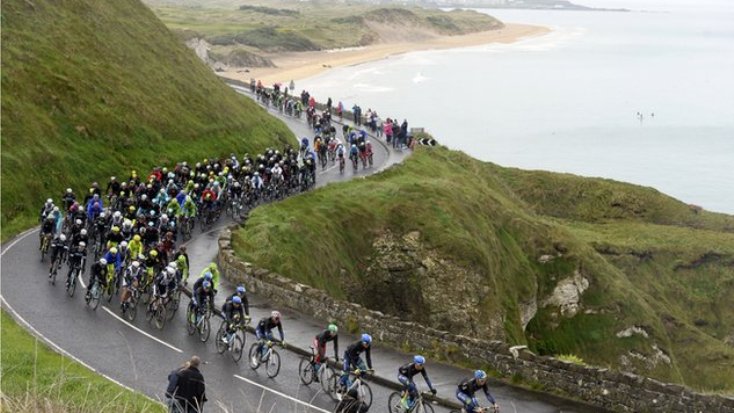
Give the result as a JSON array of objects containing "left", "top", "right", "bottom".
[
  {"left": 388, "top": 391, "right": 436, "bottom": 413},
  {"left": 165, "top": 284, "right": 182, "bottom": 321},
  {"left": 49, "top": 246, "right": 68, "bottom": 286},
  {"left": 85, "top": 279, "right": 102, "bottom": 311},
  {"left": 336, "top": 369, "right": 373, "bottom": 409},
  {"left": 248, "top": 340, "right": 281, "bottom": 378},
  {"left": 180, "top": 215, "right": 194, "bottom": 241},
  {"left": 215, "top": 316, "right": 248, "bottom": 363},
  {"left": 146, "top": 292, "right": 168, "bottom": 330},
  {"left": 121, "top": 283, "right": 140, "bottom": 322},
  {"left": 65, "top": 258, "right": 84, "bottom": 297},
  {"left": 298, "top": 347, "right": 339, "bottom": 400},
  {"left": 39, "top": 233, "right": 52, "bottom": 262},
  {"left": 186, "top": 301, "right": 212, "bottom": 342},
  {"left": 338, "top": 156, "right": 345, "bottom": 175}
]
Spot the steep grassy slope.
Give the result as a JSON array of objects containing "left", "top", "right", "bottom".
[
  {"left": 1, "top": 0, "right": 292, "bottom": 240},
  {"left": 1, "top": 311, "right": 164, "bottom": 412},
  {"left": 233, "top": 147, "right": 734, "bottom": 392}
]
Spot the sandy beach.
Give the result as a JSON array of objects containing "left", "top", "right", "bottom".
[{"left": 219, "top": 23, "right": 550, "bottom": 86}]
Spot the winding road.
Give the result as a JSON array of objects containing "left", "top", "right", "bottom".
[{"left": 1, "top": 87, "right": 597, "bottom": 413}]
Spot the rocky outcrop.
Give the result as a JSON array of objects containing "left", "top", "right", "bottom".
[{"left": 541, "top": 270, "right": 589, "bottom": 317}]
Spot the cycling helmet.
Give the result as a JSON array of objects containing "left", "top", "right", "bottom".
[
  {"left": 113, "top": 211, "right": 122, "bottom": 218},
  {"left": 414, "top": 355, "right": 425, "bottom": 365},
  {"left": 169, "top": 262, "right": 177, "bottom": 269},
  {"left": 150, "top": 250, "right": 158, "bottom": 257},
  {"left": 79, "top": 241, "right": 86, "bottom": 248},
  {"left": 66, "top": 188, "right": 73, "bottom": 193},
  {"left": 138, "top": 253, "right": 146, "bottom": 261},
  {"left": 474, "top": 370, "right": 487, "bottom": 380},
  {"left": 53, "top": 206, "right": 59, "bottom": 212},
  {"left": 112, "top": 226, "right": 120, "bottom": 233},
  {"left": 111, "top": 176, "right": 116, "bottom": 181},
  {"left": 204, "top": 272, "right": 212, "bottom": 281},
  {"left": 59, "top": 234, "right": 67, "bottom": 242},
  {"left": 361, "top": 334, "right": 372, "bottom": 345},
  {"left": 233, "top": 296, "right": 242, "bottom": 305},
  {"left": 99, "top": 258, "right": 108, "bottom": 265},
  {"left": 123, "top": 220, "right": 132, "bottom": 228},
  {"left": 45, "top": 215, "right": 54, "bottom": 221},
  {"left": 99, "top": 212, "right": 106, "bottom": 218},
  {"left": 271, "top": 311, "right": 281, "bottom": 321},
  {"left": 132, "top": 261, "right": 140, "bottom": 268},
  {"left": 109, "top": 247, "right": 118, "bottom": 254},
  {"left": 236, "top": 286, "right": 246, "bottom": 294},
  {"left": 47, "top": 198, "right": 53, "bottom": 204},
  {"left": 120, "top": 241, "right": 127, "bottom": 248},
  {"left": 161, "top": 214, "right": 168, "bottom": 220},
  {"left": 81, "top": 229, "right": 87, "bottom": 236},
  {"left": 133, "top": 234, "right": 141, "bottom": 241},
  {"left": 129, "top": 205, "right": 136, "bottom": 212},
  {"left": 203, "top": 281, "right": 211, "bottom": 289},
  {"left": 166, "top": 267, "right": 176, "bottom": 276},
  {"left": 75, "top": 219, "right": 82, "bottom": 225},
  {"left": 328, "top": 324, "right": 338, "bottom": 334}
]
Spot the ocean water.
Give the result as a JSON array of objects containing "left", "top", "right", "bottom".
[{"left": 300, "top": 0, "right": 734, "bottom": 214}]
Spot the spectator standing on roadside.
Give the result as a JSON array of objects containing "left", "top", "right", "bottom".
[
  {"left": 400, "top": 119, "right": 409, "bottom": 149},
  {"left": 337, "top": 101, "right": 344, "bottom": 119},
  {"left": 166, "top": 356, "right": 207, "bottom": 413},
  {"left": 384, "top": 118, "right": 393, "bottom": 144},
  {"left": 391, "top": 119, "right": 400, "bottom": 149}
]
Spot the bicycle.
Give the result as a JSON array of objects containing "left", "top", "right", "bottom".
[
  {"left": 336, "top": 369, "right": 373, "bottom": 409},
  {"left": 49, "top": 246, "right": 67, "bottom": 286},
  {"left": 39, "top": 233, "right": 52, "bottom": 262},
  {"left": 165, "top": 284, "right": 182, "bottom": 321},
  {"left": 186, "top": 301, "right": 212, "bottom": 342},
  {"left": 122, "top": 282, "right": 140, "bottom": 322},
  {"left": 338, "top": 156, "right": 345, "bottom": 175},
  {"left": 85, "top": 279, "right": 102, "bottom": 311},
  {"left": 180, "top": 216, "right": 193, "bottom": 241},
  {"left": 65, "top": 255, "right": 85, "bottom": 297},
  {"left": 215, "top": 316, "right": 248, "bottom": 362},
  {"left": 104, "top": 269, "right": 118, "bottom": 303},
  {"left": 248, "top": 339, "right": 282, "bottom": 378},
  {"left": 298, "top": 347, "right": 339, "bottom": 400},
  {"left": 146, "top": 292, "right": 168, "bottom": 330},
  {"left": 388, "top": 391, "right": 436, "bottom": 413}
]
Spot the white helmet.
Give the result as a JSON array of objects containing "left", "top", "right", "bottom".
[
  {"left": 47, "top": 198, "right": 53, "bottom": 204},
  {"left": 75, "top": 219, "right": 82, "bottom": 225},
  {"left": 66, "top": 188, "right": 72, "bottom": 193},
  {"left": 81, "top": 229, "right": 87, "bottom": 236},
  {"left": 166, "top": 267, "right": 176, "bottom": 276},
  {"left": 59, "top": 234, "right": 66, "bottom": 242},
  {"left": 99, "top": 258, "right": 108, "bottom": 265},
  {"left": 113, "top": 211, "right": 122, "bottom": 218},
  {"left": 169, "top": 262, "right": 178, "bottom": 270},
  {"left": 131, "top": 261, "right": 140, "bottom": 268},
  {"left": 79, "top": 241, "right": 86, "bottom": 248},
  {"left": 120, "top": 241, "right": 128, "bottom": 248}
]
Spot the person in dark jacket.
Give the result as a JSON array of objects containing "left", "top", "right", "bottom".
[{"left": 166, "top": 356, "right": 207, "bottom": 413}]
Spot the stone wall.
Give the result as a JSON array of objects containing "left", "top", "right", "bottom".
[{"left": 218, "top": 228, "right": 734, "bottom": 413}]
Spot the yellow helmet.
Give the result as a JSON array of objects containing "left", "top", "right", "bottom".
[
  {"left": 112, "top": 226, "right": 120, "bottom": 233},
  {"left": 150, "top": 250, "right": 158, "bottom": 257},
  {"left": 133, "top": 234, "right": 141, "bottom": 242}
]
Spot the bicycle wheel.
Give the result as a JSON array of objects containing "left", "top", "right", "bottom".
[
  {"left": 105, "top": 282, "right": 114, "bottom": 303},
  {"left": 266, "top": 350, "right": 281, "bottom": 378},
  {"left": 155, "top": 305, "right": 167, "bottom": 330},
  {"left": 125, "top": 300, "right": 137, "bottom": 322},
  {"left": 67, "top": 270, "right": 77, "bottom": 297},
  {"left": 387, "top": 391, "right": 403, "bottom": 413},
  {"left": 166, "top": 294, "right": 179, "bottom": 321},
  {"left": 231, "top": 334, "right": 244, "bottom": 363},
  {"left": 360, "top": 381, "right": 373, "bottom": 408},
  {"left": 418, "top": 401, "right": 435, "bottom": 413},
  {"left": 90, "top": 286, "right": 101, "bottom": 311},
  {"left": 298, "top": 356, "right": 315, "bottom": 385},
  {"left": 199, "top": 317, "right": 210, "bottom": 342},
  {"left": 146, "top": 303, "right": 155, "bottom": 322},
  {"left": 321, "top": 366, "right": 339, "bottom": 401},
  {"left": 248, "top": 343, "right": 261, "bottom": 370},
  {"left": 186, "top": 307, "right": 196, "bottom": 335},
  {"left": 215, "top": 323, "right": 227, "bottom": 354}
]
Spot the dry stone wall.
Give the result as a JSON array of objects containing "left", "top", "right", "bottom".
[{"left": 218, "top": 228, "right": 734, "bottom": 413}]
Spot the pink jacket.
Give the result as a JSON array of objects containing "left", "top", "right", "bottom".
[{"left": 383, "top": 122, "right": 393, "bottom": 136}]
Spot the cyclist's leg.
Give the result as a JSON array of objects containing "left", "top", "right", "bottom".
[
  {"left": 456, "top": 390, "right": 478, "bottom": 412},
  {"left": 340, "top": 354, "right": 351, "bottom": 387},
  {"left": 355, "top": 357, "right": 367, "bottom": 372}
]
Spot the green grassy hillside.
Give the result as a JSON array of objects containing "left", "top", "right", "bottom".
[
  {"left": 233, "top": 147, "right": 734, "bottom": 392},
  {"left": 1, "top": 311, "right": 164, "bottom": 412},
  {"left": 1, "top": 0, "right": 292, "bottom": 240}
]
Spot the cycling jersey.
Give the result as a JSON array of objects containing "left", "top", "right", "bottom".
[
  {"left": 344, "top": 341, "right": 372, "bottom": 369},
  {"left": 457, "top": 378, "right": 496, "bottom": 405},
  {"left": 256, "top": 317, "right": 284, "bottom": 341}
]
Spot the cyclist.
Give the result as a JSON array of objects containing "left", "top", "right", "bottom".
[
  {"left": 173, "top": 247, "right": 190, "bottom": 284},
  {"left": 85, "top": 258, "right": 108, "bottom": 299},
  {"left": 66, "top": 241, "right": 87, "bottom": 287},
  {"left": 150, "top": 266, "right": 177, "bottom": 312},
  {"left": 340, "top": 334, "right": 373, "bottom": 390},
  {"left": 190, "top": 280, "right": 214, "bottom": 323},
  {"left": 120, "top": 260, "right": 143, "bottom": 312},
  {"left": 349, "top": 144, "right": 359, "bottom": 166},
  {"left": 39, "top": 215, "right": 55, "bottom": 249},
  {"left": 128, "top": 234, "right": 144, "bottom": 260},
  {"left": 39, "top": 198, "right": 55, "bottom": 222},
  {"left": 397, "top": 355, "right": 436, "bottom": 410},
  {"left": 106, "top": 225, "right": 124, "bottom": 249},
  {"left": 225, "top": 285, "right": 250, "bottom": 318},
  {"left": 220, "top": 296, "right": 245, "bottom": 344},
  {"left": 312, "top": 324, "right": 339, "bottom": 381},
  {"left": 198, "top": 263, "right": 220, "bottom": 293},
  {"left": 48, "top": 234, "right": 68, "bottom": 278},
  {"left": 456, "top": 370, "right": 499, "bottom": 413},
  {"left": 254, "top": 311, "right": 284, "bottom": 360}
]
